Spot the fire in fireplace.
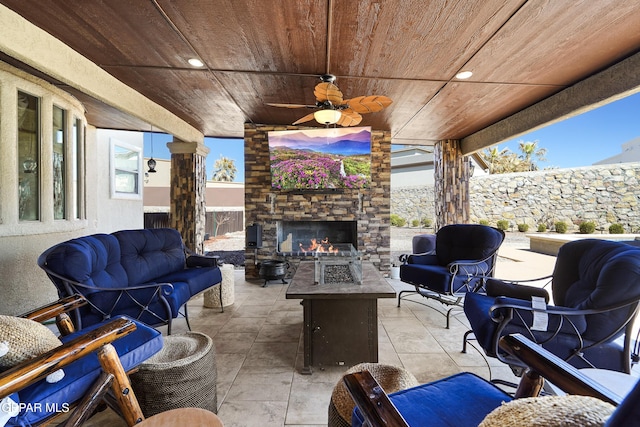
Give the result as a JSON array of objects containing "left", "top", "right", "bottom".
[
  {"left": 299, "top": 237, "right": 338, "bottom": 253},
  {"left": 277, "top": 220, "right": 357, "bottom": 255}
]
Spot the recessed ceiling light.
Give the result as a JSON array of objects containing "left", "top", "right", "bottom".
[
  {"left": 188, "top": 58, "right": 204, "bottom": 68},
  {"left": 455, "top": 70, "right": 473, "bottom": 80}
]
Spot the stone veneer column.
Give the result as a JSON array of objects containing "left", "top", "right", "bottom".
[
  {"left": 434, "top": 139, "right": 470, "bottom": 230},
  {"left": 167, "top": 139, "right": 210, "bottom": 253}
]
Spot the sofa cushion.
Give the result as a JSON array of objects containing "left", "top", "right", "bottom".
[
  {"left": 115, "top": 228, "right": 186, "bottom": 286},
  {"left": 8, "top": 316, "right": 162, "bottom": 426},
  {"left": 43, "top": 234, "right": 128, "bottom": 295},
  {"left": 81, "top": 282, "right": 190, "bottom": 327},
  {"left": 159, "top": 267, "right": 223, "bottom": 297}
]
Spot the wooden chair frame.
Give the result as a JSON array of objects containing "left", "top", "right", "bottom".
[{"left": 0, "top": 295, "right": 149, "bottom": 427}]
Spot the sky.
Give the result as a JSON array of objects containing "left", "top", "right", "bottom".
[
  {"left": 144, "top": 134, "right": 245, "bottom": 182},
  {"left": 495, "top": 91, "right": 640, "bottom": 169},
  {"left": 143, "top": 91, "right": 640, "bottom": 180}
]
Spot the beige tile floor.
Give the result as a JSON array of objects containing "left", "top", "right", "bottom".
[{"left": 83, "top": 246, "right": 558, "bottom": 427}]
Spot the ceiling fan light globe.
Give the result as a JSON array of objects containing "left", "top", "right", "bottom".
[{"left": 314, "top": 109, "right": 342, "bottom": 125}]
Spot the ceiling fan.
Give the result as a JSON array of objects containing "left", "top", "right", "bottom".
[{"left": 266, "top": 74, "right": 392, "bottom": 126}]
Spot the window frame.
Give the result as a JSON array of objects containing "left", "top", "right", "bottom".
[{"left": 110, "top": 138, "right": 143, "bottom": 200}]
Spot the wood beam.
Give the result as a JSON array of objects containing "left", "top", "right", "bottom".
[{"left": 461, "top": 51, "right": 640, "bottom": 155}]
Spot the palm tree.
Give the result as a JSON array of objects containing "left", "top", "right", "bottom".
[
  {"left": 518, "top": 140, "right": 547, "bottom": 171},
  {"left": 481, "top": 146, "right": 511, "bottom": 174},
  {"left": 211, "top": 156, "right": 237, "bottom": 182}
]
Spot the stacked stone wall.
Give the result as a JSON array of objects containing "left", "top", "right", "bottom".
[
  {"left": 392, "top": 163, "right": 640, "bottom": 233},
  {"left": 391, "top": 186, "right": 436, "bottom": 225}
]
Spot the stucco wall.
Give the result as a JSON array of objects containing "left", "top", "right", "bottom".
[
  {"left": 0, "top": 61, "right": 145, "bottom": 314},
  {"left": 392, "top": 163, "right": 640, "bottom": 233}
]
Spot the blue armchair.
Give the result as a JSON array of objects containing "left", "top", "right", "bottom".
[
  {"left": 464, "top": 239, "right": 640, "bottom": 374},
  {"left": 398, "top": 224, "right": 505, "bottom": 328}
]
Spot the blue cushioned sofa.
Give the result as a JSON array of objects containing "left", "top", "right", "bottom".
[{"left": 38, "top": 228, "right": 222, "bottom": 333}]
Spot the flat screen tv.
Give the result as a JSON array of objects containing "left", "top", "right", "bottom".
[{"left": 268, "top": 127, "right": 372, "bottom": 191}]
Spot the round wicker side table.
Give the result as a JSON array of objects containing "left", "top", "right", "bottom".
[
  {"left": 328, "top": 363, "right": 419, "bottom": 427},
  {"left": 131, "top": 332, "right": 217, "bottom": 417},
  {"left": 204, "top": 263, "right": 235, "bottom": 308}
]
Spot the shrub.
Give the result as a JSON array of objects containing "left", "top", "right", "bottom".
[
  {"left": 554, "top": 221, "right": 568, "bottom": 234},
  {"left": 537, "top": 224, "right": 547, "bottom": 232},
  {"left": 609, "top": 223, "right": 624, "bottom": 234},
  {"left": 478, "top": 219, "right": 489, "bottom": 226},
  {"left": 496, "top": 220, "right": 509, "bottom": 231},
  {"left": 517, "top": 223, "right": 529, "bottom": 232},
  {"left": 421, "top": 218, "right": 433, "bottom": 227},
  {"left": 578, "top": 221, "right": 596, "bottom": 234},
  {"left": 411, "top": 219, "right": 420, "bottom": 227},
  {"left": 390, "top": 214, "right": 406, "bottom": 227}
]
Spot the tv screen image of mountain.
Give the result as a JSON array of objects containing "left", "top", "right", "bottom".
[{"left": 267, "top": 127, "right": 372, "bottom": 190}]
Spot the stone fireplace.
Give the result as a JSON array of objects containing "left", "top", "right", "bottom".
[{"left": 243, "top": 124, "right": 391, "bottom": 278}]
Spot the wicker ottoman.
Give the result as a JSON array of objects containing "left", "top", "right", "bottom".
[
  {"left": 328, "top": 363, "right": 419, "bottom": 427},
  {"left": 131, "top": 332, "right": 217, "bottom": 417}
]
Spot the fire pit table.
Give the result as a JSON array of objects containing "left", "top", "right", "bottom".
[{"left": 286, "top": 261, "right": 395, "bottom": 374}]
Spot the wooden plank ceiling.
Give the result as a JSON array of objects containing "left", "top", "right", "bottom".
[{"left": 1, "top": 0, "right": 639, "bottom": 147}]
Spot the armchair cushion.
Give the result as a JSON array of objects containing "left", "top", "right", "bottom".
[
  {"left": 435, "top": 224, "right": 505, "bottom": 266},
  {"left": 402, "top": 262, "right": 491, "bottom": 294},
  {"left": 411, "top": 234, "right": 436, "bottom": 255},
  {"left": 352, "top": 372, "right": 512, "bottom": 427},
  {"left": 406, "top": 254, "right": 439, "bottom": 265},
  {"left": 0, "top": 316, "right": 61, "bottom": 369}
]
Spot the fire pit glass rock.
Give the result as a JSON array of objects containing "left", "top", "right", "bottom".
[{"left": 314, "top": 243, "right": 362, "bottom": 285}]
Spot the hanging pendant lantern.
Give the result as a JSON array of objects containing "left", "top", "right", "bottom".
[{"left": 147, "top": 126, "right": 157, "bottom": 173}]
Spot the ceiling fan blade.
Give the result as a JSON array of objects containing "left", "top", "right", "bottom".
[
  {"left": 292, "top": 112, "right": 317, "bottom": 125},
  {"left": 337, "top": 109, "right": 362, "bottom": 127},
  {"left": 345, "top": 95, "right": 393, "bottom": 114},
  {"left": 266, "top": 102, "right": 316, "bottom": 109},
  {"left": 314, "top": 82, "right": 344, "bottom": 105}
]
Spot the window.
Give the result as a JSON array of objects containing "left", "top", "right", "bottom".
[
  {"left": 72, "top": 117, "right": 84, "bottom": 219},
  {"left": 18, "top": 91, "right": 39, "bottom": 221},
  {"left": 110, "top": 139, "right": 142, "bottom": 199},
  {"left": 53, "top": 105, "right": 65, "bottom": 219}
]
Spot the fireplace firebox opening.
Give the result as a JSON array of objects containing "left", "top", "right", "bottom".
[{"left": 277, "top": 220, "right": 357, "bottom": 255}]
